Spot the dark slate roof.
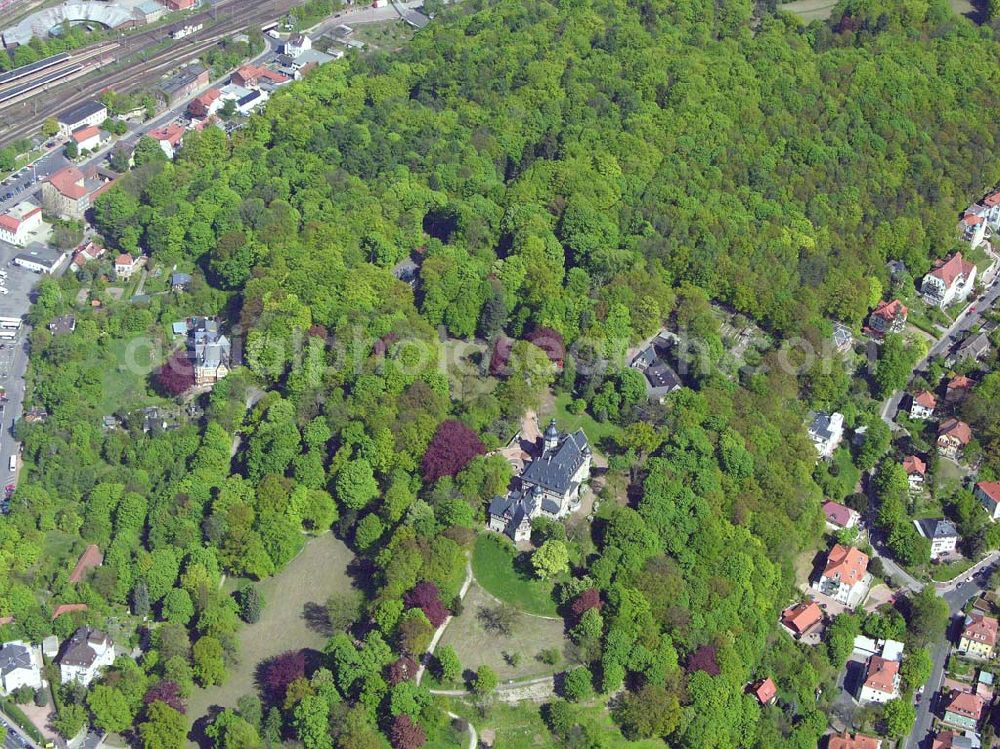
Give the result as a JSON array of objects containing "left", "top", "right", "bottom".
[
  {"left": 171, "top": 272, "right": 192, "bottom": 287},
  {"left": 489, "top": 490, "right": 537, "bottom": 538},
  {"left": 632, "top": 346, "right": 657, "bottom": 369},
  {"left": 59, "top": 627, "right": 109, "bottom": 668},
  {"left": 922, "top": 518, "right": 958, "bottom": 540},
  {"left": 644, "top": 361, "right": 681, "bottom": 392},
  {"left": 521, "top": 429, "right": 589, "bottom": 495},
  {"left": 0, "top": 642, "right": 31, "bottom": 676},
  {"left": 57, "top": 99, "right": 105, "bottom": 126},
  {"left": 809, "top": 412, "right": 836, "bottom": 441}
]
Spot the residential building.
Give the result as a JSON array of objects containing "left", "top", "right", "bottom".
[
  {"left": 170, "top": 272, "right": 192, "bottom": 290},
  {"left": 488, "top": 421, "right": 591, "bottom": 540},
  {"left": 42, "top": 165, "right": 115, "bottom": 220},
  {"left": 960, "top": 210, "right": 989, "bottom": 248},
  {"left": 822, "top": 500, "right": 859, "bottom": 530},
  {"left": 187, "top": 317, "right": 231, "bottom": 386},
  {"left": 808, "top": 411, "right": 844, "bottom": 459},
  {"left": 857, "top": 655, "right": 900, "bottom": 704},
  {"left": 0, "top": 641, "right": 42, "bottom": 694},
  {"left": 188, "top": 87, "right": 222, "bottom": 119},
  {"left": 114, "top": 253, "right": 140, "bottom": 279},
  {"left": 70, "top": 240, "right": 106, "bottom": 271},
  {"left": 58, "top": 628, "right": 114, "bottom": 686},
  {"left": 938, "top": 418, "right": 973, "bottom": 460},
  {"left": 13, "top": 247, "right": 67, "bottom": 274},
  {"left": 828, "top": 733, "right": 882, "bottom": 749},
  {"left": 914, "top": 518, "right": 958, "bottom": 560},
  {"left": 283, "top": 32, "right": 312, "bottom": 57},
  {"left": 957, "top": 332, "right": 991, "bottom": 363},
  {"left": 235, "top": 89, "right": 269, "bottom": 115},
  {"left": 135, "top": 0, "right": 164, "bottom": 23},
  {"left": 487, "top": 491, "right": 537, "bottom": 542},
  {"left": 71, "top": 124, "right": 102, "bottom": 152},
  {"left": 0, "top": 201, "right": 43, "bottom": 246},
  {"left": 832, "top": 322, "right": 854, "bottom": 353},
  {"left": 910, "top": 390, "right": 937, "bottom": 420},
  {"left": 750, "top": 678, "right": 776, "bottom": 706},
  {"left": 780, "top": 602, "right": 823, "bottom": 636},
  {"left": 931, "top": 730, "right": 980, "bottom": 749},
  {"left": 56, "top": 100, "right": 108, "bottom": 137},
  {"left": 975, "top": 481, "right": 1000, "bottom": 521},
  {"left": 231, "top": 63, "right": 290, "bottom": 89},
  {"left": 922, "top": 252, "right": 978, "bottom": 308},
  {"left": 943, "top": 691, "right": 985, "bottom": 731},
  {"left": 816, "top": 544, "right": 870, "bottom": 608},
  {"left": 163, "top": 0, "right": 196, "bottom": 10},
  {"left": 947, "top": 374, "right": 975, "bottom": 403},
  {"left": 867, "top": 299, "right": 908, "bottom": 337},
  {"left": 148, "top": 123, "right": 185, "bottom": 158},
  {"left": 902, "top": 455, "right": 927, "bottom": 493},
  {"left": 959, "top": 612, "right": 998, "bottom": 660},
  {"left": 156, "top": 64, "right": 209, "bottom": 105},
  {"left": 630, "top": 334, "right": 682, "bottom": 402}
]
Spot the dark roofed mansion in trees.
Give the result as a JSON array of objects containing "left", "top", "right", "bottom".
[{"left": 488, "top": 419, "right": 592, "bottom": 541}]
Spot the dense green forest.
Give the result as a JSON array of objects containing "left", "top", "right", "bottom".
[{"left": 3, "top": 0, "right": 1000, "bottom": 747}]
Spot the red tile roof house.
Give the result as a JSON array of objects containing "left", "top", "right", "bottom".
[
  {"left": 188, "top": 87, "right": 222, "bottom": 119},
  {"left": 231, "top": 64, "right": 290, "bottom": 89},
  {"left": 148, "top": 123, "right": 185, "bottom": 159},
  {"left": 932, "top": 730, "right": 977, "bottom": 749},
  {"left": 866, "top": 299, "right": 908, "bottom": 338},
  {"left": 943, "top": 690, "right": 985, "bottom": 731},
  {"left": 921, "top": 252, "right": 978, "bottom": 309},
  {"left": 976, "top": 480, "right": 1000, "bottom": 521},
  {"left": 114, "top": 253, "right": 141, "bottom": 280},
  {"left": 70, "top": 240, "right": 106, "bottom": 271},
  {"left": 822, "top": 500, "right": 859, "bottom": 530},
  {"left": 42, "top": 165, "right": 116, "bottom": 221},
  {"left": 71, "top": 124, "right": 102, "bottom": 152},
  {"left": 910, "top": 390, "right": 937, "bottom": 420},
  {"left": 937, "top": 418, "right": 973, "bottom": 460},
  {"left": 946, "top": 374, "right": 974, "bottom": 403},
  {"left": 780, "top": 602, "right": 823, "bottom": 636},
  {"left": 749, "top": 677, "right": 777, "bottom": 706},
  {"left": 857, "top": 655, "right": 900, "bottom": 703},
  {"left": 0, "top": 203, "right": 43, "bottom": 247},
  {"left": 902, "top": 455, "right": 927, "bottom": 493},
  {"left": 68, "top": 544, "right": 103, "bottom": 583},
  {"left": 828, "top": 732, "right": 882, "bottom": 749},
  {"left": 815, "top": 544, "right": 870, "bottom": 607}
]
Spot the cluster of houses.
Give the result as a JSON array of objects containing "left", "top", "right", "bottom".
[
  {"left": 0, "top": 627, "right": 115, "bottom": 698},
  {"left": 487, "top": 419, "right": 591, "bottom": 542}
]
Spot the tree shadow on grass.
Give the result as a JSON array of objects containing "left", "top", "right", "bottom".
[
  {"left": 302, "top": 600, "right": 332, "bottom": 636},
  {"left": 188, "top": 705, "right": 224, "bottom": 749}
]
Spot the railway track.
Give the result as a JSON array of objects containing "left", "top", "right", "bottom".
[{"left": 0, "top": 0, "right": 300, "bottom": 146}]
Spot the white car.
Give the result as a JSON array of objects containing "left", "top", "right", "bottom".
[{"left": 0, "top": 289, "right": 10, "bottom": 295}]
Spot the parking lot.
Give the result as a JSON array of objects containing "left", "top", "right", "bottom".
[{"left": 0, "top": 236, "right": 53, "bottom": 506}]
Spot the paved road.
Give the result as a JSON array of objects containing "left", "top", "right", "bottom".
[
  {"left": 0, "top": 707, "right": 41, "bottom": 749},
  {"left": 905, "top": 563, "right": 998, "bottom": 748},
  {"left": 881, "top": 279, "right": 1000, "bottom": 426}
]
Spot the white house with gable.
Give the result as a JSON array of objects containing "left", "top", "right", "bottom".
[
  {"left": 58, "top": 628, "right": 114, "bottom": 686},
  {"left": 0, "top": 641, "right": 42, "bottom": 694}
]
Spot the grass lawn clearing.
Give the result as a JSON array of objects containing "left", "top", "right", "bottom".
[
  {"left": 96, "top": 335, "right": 170, "bottom": 415},
  {"left": 446, "top": 697, "right": 663, "bottom": 749},
  {"left": 438, "top": 580, "right": 572, "bottom": 683},
  {"left": 930, "top": 558, "right": 975, "bottom": 582},
  {"left": 472, "top": 534, "right": 559, "bottom": 617},
  {"left": 934, "top": 458, "right": 969, "bottom": 497},
  {"left": 186, "top": 533, "right": 356, "bottom": 728},
  {"left": 546, "top": 392, "right": 621, "bottom": 451}
]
